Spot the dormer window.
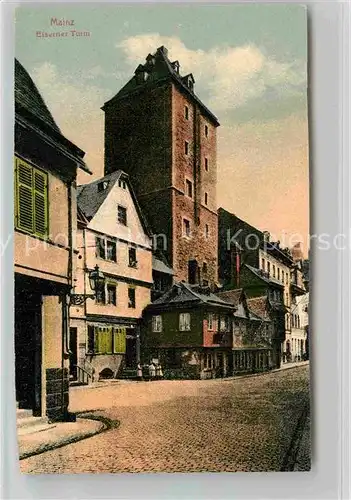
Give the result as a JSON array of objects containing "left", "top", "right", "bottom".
[
  {"left": 182, "top": 74, "right": 195, "bottom": 91},
  {"left": 172, "top": 61, "right": 180, "bottom": 73},
  {"left": 98, "top": 181, "right": 109, "bottom": 192}
]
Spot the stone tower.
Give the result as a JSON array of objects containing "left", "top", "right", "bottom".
[{"left": 102, "top": 46, "right": 219, "bottom": 286}]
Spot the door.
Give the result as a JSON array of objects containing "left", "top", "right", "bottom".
[
  {"left": 69, "top": 327, "right": 78, "bottom": 381},
  {"left": 125, "top": 329, "right": 137, "bottom": 368},
  {"left": 15, "top": 287, "right": 42, "bottom": 415}
]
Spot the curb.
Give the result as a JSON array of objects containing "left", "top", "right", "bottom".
[
  {"left": 19, "top": 412, "right": 120, "bottom": 461},
  {"left": 222, "top": 362, "right": 309, "bottom": 383}
]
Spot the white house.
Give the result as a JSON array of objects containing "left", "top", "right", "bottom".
[{"left": 70, "top": 170, "right": 153, "bottom": 382}]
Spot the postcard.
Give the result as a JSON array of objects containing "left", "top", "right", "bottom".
[{"left": 14, "top": 4, "right": 310, "bottom": 473}]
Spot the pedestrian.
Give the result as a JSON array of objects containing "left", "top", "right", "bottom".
[
  {"left": 156, "top": 362, "right": 163, "bottom": 380},
  {"left": 137, "top": 362, "right": 143, "bottom": 381},
  {"left": 149, "top": 361, "right": 156, "bottom": 380}
]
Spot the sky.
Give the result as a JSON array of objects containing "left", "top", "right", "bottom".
[{"left": 15, "top": 4, "right": 309, "bottom": 254}]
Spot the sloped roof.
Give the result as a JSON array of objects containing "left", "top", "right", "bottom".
[
  {"left": 103, "top": 46, "right": 219, "bottom": 126},
  {"left": 77, "top": 170, "right": 152, "bottom": 236},
  {"left": 152, "top": 256, "right": 174, "bottom": 275},
  {"left": 216, "top": 289, "right": 244, "bottom": 307},
  {"left": 15, "top": 58, "right": 60, "bottom": 133},
  {"left": 77, "top": 171, "right": 121, "bottom": 220},
  {"left": 15, "top": 59, "right": 90, "bottom": 173},
  {"left": 245, "top": 264, "right": 284, "bottom": 288},
  {"left": 247, "top": 296, "right": 269, "bottom": 321},
  {"left": 149, "top": 282, "right": 234, "bottom": 310}
]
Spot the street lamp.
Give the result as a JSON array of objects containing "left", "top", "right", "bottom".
[{"left": 70, "top": 265, "right": 105, "bottom": 305}]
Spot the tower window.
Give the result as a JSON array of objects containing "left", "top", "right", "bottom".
[
  {"left": 184, "top": 106, "right": 189, "bottom": 120},
  {"left": 205, "top": 224, "right": 209, "bottom": 239},
  {"left": 185, "top": 179, "right": 193, "bottom": 198},
  {"left": 204, "top": 192, "right": 208, "bottom": 205},
  {"left": 205, "top": 125, "right": 209, "bottom": 137},
  {"left": 205, "top": 158, "right": 209, "bottom": 171},
  {"left": 184, "top": 141, "right": 189, "bottom": 155},
  {"left": 183, "top": 218, "right": 191, "bottom": 237}
]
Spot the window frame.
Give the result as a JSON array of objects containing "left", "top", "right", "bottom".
[
  {"left": 184, "top": 141, "right": 189, "bottom": 156},
  {"left": 205, "top": 125, "right": 209, "bottom": 138},
  {"left": 184, "top": 106, "right": 189, "bottom": 120},
  {"left": 185, "top": 179, "right": 193, "bottom": 198},
  {"left": 183, "top": 218, "right": 191, "bottom": 238},
  {"left": 152, "top": 315, "right": 163, "bottom": 333},
  {"left": 205, "top": 157, "right": 209, "bottom": 171},
  {"left": 179, "top": 312, "right": 191, "bottom": 331},
  {"left": 107, "top": 283, "right": 117, "bottom": 306},
  {"left": 117, "top": 204, "right": 127, "bottom": 226},
  {"left": 128, "top": 287, "right": 136, "bottom": 309},
  {"left": 128, "top": 246, "right": 138, "bottom": 268}
]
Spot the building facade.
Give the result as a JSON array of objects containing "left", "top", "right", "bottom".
[
  {"left": 142, "top": 282, "right": 235, "bottom": 379},
  {"left": 70, "top": 171, "right": 153, "bottom": 382},
  {"left": 14, "top": 59, "right": 89, "bottom": 420},
  {"left": 102, "top": 46, "right": 220, "bottom": 287}
]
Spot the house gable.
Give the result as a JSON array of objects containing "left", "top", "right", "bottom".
[{"left": 87, "top": 176, "right": 152, "bottom": 249}]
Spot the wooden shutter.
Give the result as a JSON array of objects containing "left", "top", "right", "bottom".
[
  {"left": 15, "top": 159, "right": 48, "bottom": 237},
  {"left": 34, "top": 169, "right": 48, "bottom": 236},
  {"left": 16, "top": 160, "right": 34, "bottom": 233},
  {"left": 113, "top": 327, "right": 126, "bottom": 353}
]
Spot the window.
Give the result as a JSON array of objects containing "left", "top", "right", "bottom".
[
  {"left": 183, "top": 218, "right": 191, "bottom": 237},
  {"left": 261, "top": 258, "right": 265, "bottom": 271},
  {"left": 273, "top": 265, "right": 276, "bottom": 278},
  {"left": 118, "top": 179, "right": 126, "bottom": 189},
  {"left": 152, "top": 315, "right": 163, "bottom": 333},
  {"left": 204, "top": 192, "right": 208, "bottom": 205},
  {"left": 286, "top": 273, "right": 289, "bottom": 284},
  {"left": 15, "top": 158, "right": 48, "bottom": 237},
  {"left": 185, "top": 179, "right": 193, "bottom": 198},
  {"left": 87, "top": 325, "right": 126, "bottom": 355},
  {"left": 107, "top": 284, "right": 117, "bottom": 305},
  {"left": 98, "top": 181, "right": 109, "bottom": 192},
  {"left": 202, "top": 262, "right": 208, "bottom": 274},
  {"left": 282, "top": 270, "right": 285, "bottom": 283},
  {"left": 106, "top": 240, "right": 116, "bottom": 261},
  {"left": 184, "top": 106, "right": 189, "bottom": 120},
  {"left": 96, "top": 237, "right": 116, "bottom": 262},
  {"left": 267, "top": 262, "right": 271, "bottom": 275},
  {"left": 96, "top": 286, "right": 106, "bottom": 304},
  {"left": 205, "top": 158, "right": 209, "bottom": 171},
  {"left": 184, "top": 141, "right": 189, "bottom": 155},
  {"left": 277, "top": 268, "right": 280, "bottom": 281},
  {"left": 179, "top": 312, "right": 191, "bottom": 331},
  {"left": 96, "top": 237, "right": 106, "bottom": 259},
  {"left": 117, "top": 205, "right": 127, "bottom": 225},
  {"left": 205, "top": 224, "right": 209, "bottom": 239},
  {"left": 205, "top": 125, "right": 209, "bottom": 137},
  {"left": 208, "top": 313, "right": 214, "bottom": 330},
  {"left": 129, "top": 246, "right": 137, "bottom": 267},
  {"left": 128, "top": 287, "right": 136, "bottom": 308}
]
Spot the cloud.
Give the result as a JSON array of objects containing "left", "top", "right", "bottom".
[
  {"left": 31, "top": 62, "right": 107, "bottom": 179},
  {"left": 117, "top": 34, "right": 306, "bottom": 113}
]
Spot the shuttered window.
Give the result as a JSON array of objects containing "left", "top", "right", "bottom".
[
  {"left": 113, "top": 327, "right": 126, "bottom": 353},
  {"left": 15, "top": 158, "right": 48, "bottom": 237}
]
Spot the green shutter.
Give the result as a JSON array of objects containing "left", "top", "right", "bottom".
[
  {"left": 113, "top": 327, "right": 126, "bottom": 353},
  {"left": 15, "top": 158, "right": 48, "bottom": 237},
  {"left": 34, "top": 169, "right": 48, "bottom": 236},
  {"left": 16, "top": 161, "right": 34, "bottom": 233}
]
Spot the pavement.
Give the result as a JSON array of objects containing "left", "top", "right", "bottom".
[{"left": 19, "top": 362, "right": 311, "bottom": 473}]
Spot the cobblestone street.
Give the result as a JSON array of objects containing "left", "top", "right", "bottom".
[{"left": 20, "top": 365, "right": 310, "bottom": 474}]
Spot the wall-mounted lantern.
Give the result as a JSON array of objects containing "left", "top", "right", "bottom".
[{"left": 70, "top": 265, "right": 105, "bottom": 306}]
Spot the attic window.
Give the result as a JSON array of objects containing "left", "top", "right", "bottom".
[
  {"left": 172, "top": 61, "right": 180, "bottom": 73},
  {"left": 136, "top": 71, "right": 148, "bottom": 84},
  {"left": 188, "top": 80, "right": 194, "bottom": 91},
  {"left": 118, "top": 179, "right": 127, "bottom": 189},
  {"left": 98, "top": 181, "right": 109, "bottom": 192}
]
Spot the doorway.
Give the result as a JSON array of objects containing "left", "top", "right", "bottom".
[
  {"left": 125, "top": 329, "right": 136, "bottom": 368},
  {"left": 15, "top": 287, "right": 42, "bottom": 416},
  {"left": 69, "top": 327, "right": 78, "bottom": 381}
]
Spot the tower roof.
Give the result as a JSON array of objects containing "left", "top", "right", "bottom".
[{"left": 102, "top": 46, "right": 220, "bottom": 126}]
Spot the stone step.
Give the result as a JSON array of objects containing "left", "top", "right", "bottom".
[
  {"left": 16, "top": 408, "right": 33, "bottom": 420},
  {"left": 17, "top": 420, "right": 55, "bottom": 437},
  {"left": 17, "top": 415, "right": 48, "bottom": 430}
]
